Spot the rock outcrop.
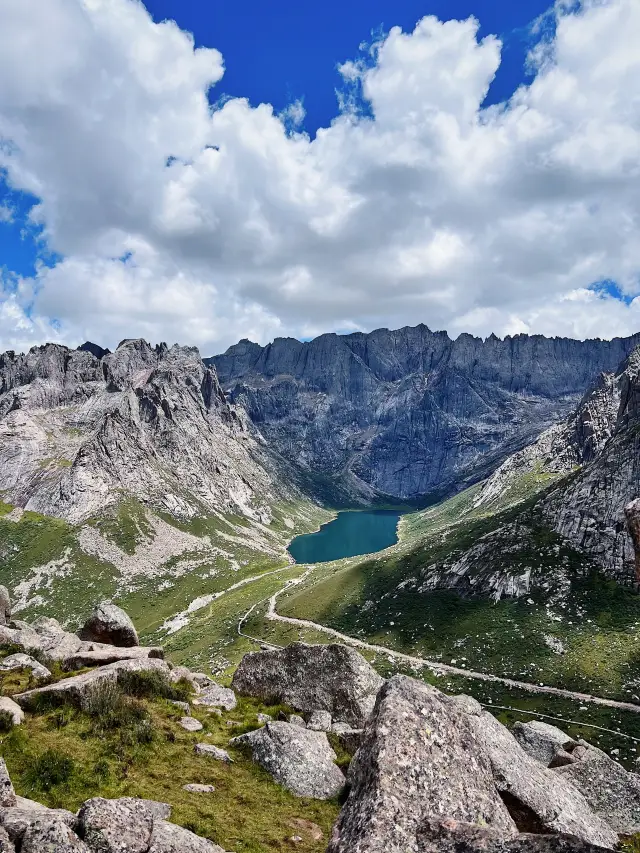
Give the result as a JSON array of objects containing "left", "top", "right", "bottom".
[
  {"left": 14, "top": 658, "right": 170, "bottom": 710},
  {"left": 0, "top": 339, "right": 289, "bottom": 524},
  {"left": 211, "top": 326, "right": 640, "bottom": 500},
  {"left": 416, "top": 819, "right": 612, "bottom": 853},
  {"left": 0, "top": 788, "right": 226, "bottom": 853},
  {"left": 328, "top": 675, "right": 518, "bottom": 852},
  {"left": 79, "top": 602, "right": 139, "bottom": 647},
  {"left": 232, "top": 721, "right": 345, "bottom": 800},
  {"left": 554, "top": 742, "right": 640, "bottom": 834},
  {"left": 0, "top": 612, "right": 162, "bottom": 671},
  {"left": 232, "top": 642, "right": 383, "bottom": 727},
  {"left": 513, "top": 721, "right": 577, "bottom": 767}
]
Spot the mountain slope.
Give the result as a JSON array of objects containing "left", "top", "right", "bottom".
[
  {"left": 0, "top": 338, "right": 287, "bottom": 524},
  {"left": 210, "top": 326, "right": 640, "bottom": 501},
  {"left": 0, "top": 339, "right": 329, "bottom": 664}
]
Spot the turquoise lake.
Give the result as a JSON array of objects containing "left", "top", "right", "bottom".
[{"left": 288, "top": 510, "right": 401, "bottom": 564}]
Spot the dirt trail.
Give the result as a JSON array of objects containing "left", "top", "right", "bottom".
[{"left": 235, "top": 574, "right": 640, "bottom": 715}]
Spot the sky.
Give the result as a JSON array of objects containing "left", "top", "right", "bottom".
[{"left": 0, "top": 0, "right": 639, "bottom": 356}]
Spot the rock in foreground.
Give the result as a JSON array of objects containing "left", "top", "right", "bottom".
[
  {"left": 417, "top": 818, "right": 613, "bottom": 853},
  {"left": 554, "top": 741, "right": 640, "bottom": 834},
  {"left": 232, "top": 643, "right": 383, "bottom": 727},
  {"left": 232, "top": 721, "right": 345, "bottom": 799},
  {"left": 328, "top": 675, "right": 517, "bottom": 853}
]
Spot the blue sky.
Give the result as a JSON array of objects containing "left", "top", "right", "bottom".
[
  {"left": 0, "top": 0, "right": 639, "bottom": 353},
  {"left": 145, "top": 0, "right": 551, "bottom": 131},
  {"left": 1, "top": 0, "right": 549, "bottom": 281}
]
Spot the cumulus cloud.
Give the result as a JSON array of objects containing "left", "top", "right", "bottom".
[{"left": 0, "top": 0, "right": 639, "bottom": 354}]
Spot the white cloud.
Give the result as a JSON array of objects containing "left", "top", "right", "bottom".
[
  {"left": 0, "top": 0, "right": 639, "bottom": 354},
  {"left": 0, "top": 205, "right": 13, "bottom": 223}
]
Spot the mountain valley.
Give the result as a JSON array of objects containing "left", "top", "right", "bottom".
[{"left": 2, "top": 326, "right": 640, "bottom": 851}]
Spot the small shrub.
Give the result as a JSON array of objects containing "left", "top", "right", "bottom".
[
  {"left": 81, "top": 679, "right": 150, "bottom": 738},
  {"left": 24, "top": 749, "right": 75, "bottom": 792},
  {"left": 0, "top": 710, "right": 15, "bottom": 733},
  {"left": 47, "top": 708, "right": 72, "bottom": 730},
  {"left": 93, "top": 759, "right": 111, "bottom": 781},
  {"left": 118, "top": 670, "right": 189, "bottom": 702}
]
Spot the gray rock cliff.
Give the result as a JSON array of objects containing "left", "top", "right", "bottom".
[{"left": 210, "top": 326, "right": 640, "bottom": 500}]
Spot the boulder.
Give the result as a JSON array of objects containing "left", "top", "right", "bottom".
[
  {"left": 467, "top": 710, "right": 617, "bottom": 848},
  {"left": 194, "top": 744, "right": 233, "bottom": 763},
  {"left": 257, "top": 713, "right": 272, "bottom": 724},
  {"left": 0, "top": 807, "right": 77, "bottom": 845},
  {"left": 77, "top": 797, "right": 154, "bottom": 853},
  {"left": 306, "top": 710, "right": 332, "bottom": 731},
  {"left": 148, "top": 819, "right": 225, "bottom": 853},
  {"left": 0, "top": 762, "right": 16, "bottom": 808},
  {"left": 190, "top": 672, "right": 215, "bottom": 689},
  {"left": 0, "top": 698, "right": 23, "bottom": 727},
  {"left": 327, "top": 675, "right": 516, "bottom": 853},
  {"left": 416, "top": 818, "right": 614, "bottom": 853},
  {"left": 179, "top": 716, "right": 203, "bottom": 732},
  {"left": 232, "top": 643, "right": 384, "bottom": 727},
  {"left": 20, "top": 818, "right": 89, "bottom": 853},
  {"left": 554, "top": 742, "right": 640, "bottom": 834},
  {"left": 14, "top": 658, "right": 170, "bottom": 710},
  {"left": 513, "top": 721, "right": 576, "bottom": 767},
  {"left": 169, "top": 667, "right": 200, "bottom": 693},
  {"left": 0, "top": 588, "right": 10, "bottom": 627},
  {"left": 79, "top": 602, "right": 139, "bottom": 647},
  {"left": 61, "top": 644, "right": 163, "bottom": 671},
  {"left": 288, "top": 714, "right": 306, "bottom": 728},
  {"left": 169, "top": 700, "right": 191, "bottom": 714},
  {"left": 183, "top": 784, "right": 216, "bottom": 794},
  {"left": 147, "top": 820, "right": 226, "bottom": 853},
  {"left": 195, "top": 684, "right": 237, "bottom": 711},
  {"left": 0, "top": 653, "right": 51, "bottom": 681},
  {"left": 232, "top": 721, "right": 345, "bottom": 800},
  {"left": 114, "top": 798, "right": 171, "bottom": 821}
]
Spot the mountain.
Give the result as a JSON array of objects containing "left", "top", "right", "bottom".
[
  {"left": 210, "top": 326, "right": 640, "bottom": 501},
  {"left": 0, "top": 338, "right": 287, "bottom": 524}
]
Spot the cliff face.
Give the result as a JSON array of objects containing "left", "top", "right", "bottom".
[
  {"left": 0, "top": 339, "right": 287, "bottom": 524},
  {"left": 210, "top": 326, "right": 640, "bottom": 500},
  {"left": 541, "top": 348, "right": 640, "bottom": 582}
]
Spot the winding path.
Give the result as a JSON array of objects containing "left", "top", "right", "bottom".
[{"left": 238, "top": 572, "right": 640, "bottom": 716}]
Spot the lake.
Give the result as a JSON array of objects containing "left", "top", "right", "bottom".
[{"left": 288, "top": 510, "right": 401, "bottom": 564}]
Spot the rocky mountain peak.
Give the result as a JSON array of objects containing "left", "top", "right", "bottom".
[
  {"left": 0, "top": 338, "right": 287, "bottom": 524},
  {"left": 210, "top": 325, "right": 640, "bottom": 501}
]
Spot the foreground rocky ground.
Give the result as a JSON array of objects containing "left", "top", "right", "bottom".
[{"left": 1, "top": 587, "right": 640, "bottom": 852}]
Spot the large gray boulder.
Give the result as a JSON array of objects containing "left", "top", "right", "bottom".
[
  {"left": 416, "top": 818, "right": 614, "bottom": 853},
  {"left": 195, "top": 684, "right": 236, "bottom": 711},
  {"left": 513, "top": 721, "right": 577, "bottom": 767},
  {"left": 0, "top": 588, "right": 10, "bottom": 627},
  {"left": 14, "top": 658, "right": 170, "bottom": 710},
  {"left": 468, "top": 710, "right": 617, "bottom": 848},
  {"left": 554, "top": 742, "right": 640, "bottom": 834},
  {"left": 232, "top": 721, "right": 345, "bottom": 799},
  {"left": 79, "top": 602, "right": 139, "bottom": 647},
  {"left": 0, "top": 653, "right": 51, "bottom": 681},
  {"left": 327, "top": 676, "right": 517, "bottom": 853},
  {"left": 232, "top": 643, "right": 384, "bottom": 727},
  {"left": 77, "top": 797, "right": 156, "bottom": 853},
  {"left": 0, "top": 699, "right": 23, "bottom": 727},
  {"left": 147, "top": 820, "right": 226, "bottom": 853},
  {"left": 0, "top": 807, "right": 77, "bottom": 846},
  {"left": 20, "top": 818, "right": 89, "bottom": 853}
]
